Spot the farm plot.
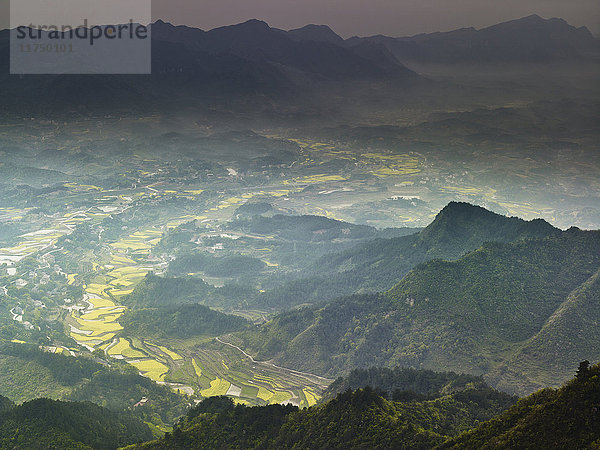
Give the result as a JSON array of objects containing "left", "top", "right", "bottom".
[
  {"left": 163, "top": 342, "right": 329, "bottom": 408},
  {"left": 61, "top": 191, "right": 328, "bottom": 402},
  {"left": 129, "top": 359, "right": 170, "bottom": 382},
  {"left": 107, "top": 338, "right": 146, "bottom": 358},
  {"left": 0, "top": 229, "right": 67, "bottom": 266}
]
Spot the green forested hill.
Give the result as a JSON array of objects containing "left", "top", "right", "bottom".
[
  {"left": 135, "top": 363, "right": 596, "bottom": 450},
  {"left": 156, "top": 214, "right": 418, "bottom": 310},
  {"left": 240, "top": 228, "right": 600, "bottom": 394},
  {"left": 0, "top": 398, "right": 152, "bottom": 449},
  {"left": 168, "top": 254, "right": 266, "bottom": 277},
  {"left": 0, "top": 342, "right": 108, "bottom": 403},
  {"left": 258, "top": 202, "right": 560, "bottom": 308},
  {"left": 316, "top": 202, "right": 560, "bottom": 277},
  {"left": 0, "top": 342, "right": 188, "bottom": 429},
  {"left": 441, "top": 362, "right": 600, "bottom": 448},
  {"left": 123, "top": 203, "right": 560, "bottom": 311},
  {"left": 225, "top": 214, "right": 385, "bottom": 242},
  {"left": 123, "top": 274, "right": 215, "bottom": 308},
  {"left": 120, "top": 303, "right": 251, "bottom": 339},
  {"left": 122, "top": 273, "right": 255, "bottom": 309},
  {"left": 414, "top": 202, "right": 558, "bottom": 259},
  {"left": 323, "top": 366, "right": 495, "bottom": 401},
  {"left": 0, "top": 395, "right": 14, "bottom": 413},
  {"left": 131, "top": 378, "right": 516, "bottom": 450},
  {"left": 490, "top": 267, "right": 600, "bottom": 393},
  {"left": 3, "top": 364, "right": 596, "bottom": 449}
]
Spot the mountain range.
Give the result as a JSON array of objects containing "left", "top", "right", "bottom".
[
  {"left": 239, "top": 203, "right": 600, "bottom": 395},
  {"left": 1, "top": 15, "right": 598, "bottom": 113},
  {"left": 347, "top": 14, "right": 600, "bottom": 64}
]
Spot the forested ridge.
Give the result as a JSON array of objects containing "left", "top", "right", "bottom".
[
  {"left": 0, "top": 342, "right": 188, "bottom": 429},
  {"left": 1, "top": 350, "right": 597, "bottom": 448},
  {"left": 0, "top": 395, "right": 152, "bottom": 449},
  {"left": 131, "top": 377, "right": 516, "bottom": 449},
  {"left": 129, "top": 363, "right": 599, "bottom": 449},
  {"left": 441, "top": 362, "right": 600, "bottom": 448},
  {"left": 120, "top": 303, "right": 250, "bottom": 339}
]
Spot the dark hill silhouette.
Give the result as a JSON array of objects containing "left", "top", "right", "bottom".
[{"left": 348, "top": 14, "right": 600, "bottom": 63}]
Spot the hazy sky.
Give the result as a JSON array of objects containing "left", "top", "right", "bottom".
[{"left": 2, "top": 0, "right": 599, "bottom": 37}]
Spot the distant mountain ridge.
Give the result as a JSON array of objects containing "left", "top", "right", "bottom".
[
  {"left": 1, "top": 14, "right": 597, "bottom": 112},
  {"left": 286, "top": 24, "right": 345, "bottom": 44},
  {"left": 348, "top": 14, "right": 600, "bottom": 63},
  {"left": 0, "top": 19, "right": 419, "bottom": 112},
  {"left": 151, "top": 19, "right": 413, "bottom": 81}
]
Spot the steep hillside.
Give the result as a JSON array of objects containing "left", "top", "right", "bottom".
[
  {"left": 0, "top": 342, "right": 188, "bottom": 429},
  {"left": 240, "top": 228, "right": 600, "bottom": 394},
  {"left": 490, "top": 268, "right": 600, "bottom": 393},
  {"left": 441, "top": 362, "right": 600, "bottom": 448}
]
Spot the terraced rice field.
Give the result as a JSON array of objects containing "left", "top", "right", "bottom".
[
  {"left": 68, "top": 225, "right": 167, "bottom": 350},
  {"left": 286, "top": 174, "right": 347, "bottom": 184},
  {"left": 360, "top": 153, "right": 420, "bottom": 178},
  {"left": 107, "top": 338, "right": 146, "bottom": 358},
  {"left": 164, "top": 342, "right": 329, "bottom": 408},
  {"left": 129, "top": 359, "right": 170, "bottom": 382},
  {"left": 69, "top": 231, "right": 164, "bottom": 349},
  {"left": 6, "top": 184, "right": 331, "bottom": 405},
  {"left": 145, "top": 342, "right": 184, "bottom": 361},
  {"left": 201, "top": 378, "right": 231, "bottom": 396},
  {"left": 0, "top": 228, "right": 68, "bottom": 265},
  {"left": 192, "top": 358, "right": 203, "bottom": 377}
]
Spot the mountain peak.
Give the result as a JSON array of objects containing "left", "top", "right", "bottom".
[
  {"left": 151, "top": 19, "right": 172, "bottom": 30},
  {"left": 431, "top": 201, "right": 555, "bottom": 229},
  {"left": 520, "top": 14, "right": 544, "bottom": 22},
  {"left": 353, "top": 14, "right": 599, "bottom": 63},
  {"left": 435, "top": 201, "right": 499, "bottom": 221},
  {"left": 288, "top": 24, "right": 344, "bottom": 44},
  {"left": 234, "top": 19, "right": 271, "bottom": 31},
  {"left": 484, "top": 14, "right": 574, "bottom": 33},
  {"left": 207, "top": 19, "right": 272, "bottom": 38},
  {"left": 419, "top": 202, "right": 558, "bottom": 259},
  {"left": 426, "top": 201, "right": 502, "bottom": 231}
]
